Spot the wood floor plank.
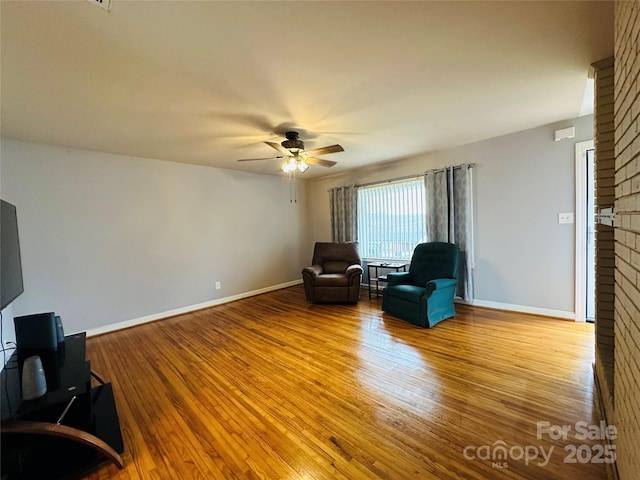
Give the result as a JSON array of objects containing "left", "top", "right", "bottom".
[{"left": 82, "top": 286, "right": 607, "bottom": 479}]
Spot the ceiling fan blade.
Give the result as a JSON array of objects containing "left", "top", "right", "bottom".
[
  {"left": 265, "top": 141, "right": 293, "bottom": 156},
  {"left": 304, "top": 157, "right": 337, "bottom": 168},
  {"left": 303, "top": 144, "right": 344, "bottom": 157},
  {"left": 237, "top": 156, "right": 285, "bottom": 162}
]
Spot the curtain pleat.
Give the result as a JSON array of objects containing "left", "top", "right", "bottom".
[
  {"left": 425, "top": 164, "right": 473, "bottom": 301},
  {"left": 425, "top": 170, "right": 448, "bottom": 242},
  {"left": 329, "top": 185, "right": 357, "bottom": 242}
]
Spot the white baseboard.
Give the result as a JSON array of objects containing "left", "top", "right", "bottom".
[
  {"left": 84, "top": 279, "right": 303, "bottom": 338},
  {"left": 456, "top": 298, "right": 575, "bottom": 320}
]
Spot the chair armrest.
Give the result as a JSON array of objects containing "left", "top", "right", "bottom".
[
  {"left": 426, "top": 278, "right": 457, "bottom": 295},
  {"left": 345, "top": 264, "right": 363, "bottom": 278},
  {"left": 386, "top": 271, "right": 412, "bottom": 286},
  {"left": 302, "top": 265, "right": 323, "bottom": 279}
]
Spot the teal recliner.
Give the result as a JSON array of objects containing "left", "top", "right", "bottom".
[{"left": 382, "top": 242, "right": 459, "bottom": 328}]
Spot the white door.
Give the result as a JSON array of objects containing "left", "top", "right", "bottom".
[{"left": 575, "top": 141, "right": 595, "bottom": 323}]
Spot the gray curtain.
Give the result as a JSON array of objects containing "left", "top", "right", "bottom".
[
  {"left": 329, "top": 185, "right": 357, "bottom": 242},
  {"left": 424, "top": 164, "right": 474, "bottom": 301}
]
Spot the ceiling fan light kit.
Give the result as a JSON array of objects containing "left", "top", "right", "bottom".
[{"left": 282, "top": 157, "right": 308, "bottom": 173}]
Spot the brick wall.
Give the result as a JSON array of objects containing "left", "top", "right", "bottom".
[
  {"left": 592, "top": 56, "right": 616, "bottom": 424},
  {"left": 612, "top": 1, "right": 640, "bottom": 478}
]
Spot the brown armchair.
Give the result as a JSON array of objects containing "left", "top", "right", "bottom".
[{"left": 302, "top": 242, "right": 363, "bottom": 303}]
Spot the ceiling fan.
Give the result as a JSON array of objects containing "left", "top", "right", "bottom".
[{"left": 237, "top": 131, "right": 344, "bottom": 173}]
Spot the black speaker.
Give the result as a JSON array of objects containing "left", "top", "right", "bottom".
[
  {"left": 14, "top": 312, "right": 59, "bottom": 353},
  {"left": 14, "top": 313, "right": 66, "bottom": 392},
  {"left": 21, "top": 355, "right": 47, "bottom": 400},
  {"left": 55, "top": 315, "right": 65, "bottom": 344}
]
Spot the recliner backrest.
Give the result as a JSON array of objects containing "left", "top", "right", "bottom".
[
  {"left": 312, "top": 242, "right": 361, "bottom": 273},
  {"left": 409, "top": 242, "right": 459, "bottom": 286}
]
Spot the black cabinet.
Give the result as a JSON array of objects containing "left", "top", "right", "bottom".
[{"left": 1, "top": 333, "right": 124, "bottom": 479}]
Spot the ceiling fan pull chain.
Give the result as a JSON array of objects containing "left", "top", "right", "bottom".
[
  {"left": 289, "top": 172, "right": 294, "bottom": 203},
  {"left": 289, "top": 170, "right": 298, "bottom": 203}
]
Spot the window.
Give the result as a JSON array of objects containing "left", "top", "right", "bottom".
[{"left": 357, "top": 178, "right": 426, "bottom": 259}]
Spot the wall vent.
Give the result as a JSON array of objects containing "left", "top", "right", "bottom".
[
  {"left": 86, "top": 0, "right": 111, "bottom": 11},
  {"left": 554, "top": 126, "right": 575, "bottom": 142}
]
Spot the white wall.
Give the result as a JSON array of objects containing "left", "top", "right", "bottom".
[
  {"left": 0, "top": 139, "right": 309, "bottom": 334},
  {"left": 306, "top": 115, "right": 594, "bottom": 315}
]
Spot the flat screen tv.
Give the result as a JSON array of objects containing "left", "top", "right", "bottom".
[{"left": 1, "top": 199, "right": 24, "bottom": 310}]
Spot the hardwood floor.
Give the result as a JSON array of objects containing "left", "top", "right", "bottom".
[{"left": 83, "top": 286, "right": 607, "bottom": 479}]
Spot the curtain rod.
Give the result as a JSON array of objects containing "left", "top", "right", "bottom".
[{"left": 332, "top": 163, "right": 474, "bottom": 191}]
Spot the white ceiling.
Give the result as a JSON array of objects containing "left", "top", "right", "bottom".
[{"left": 1, "top": 1, "right": 613, "bottom": 179}]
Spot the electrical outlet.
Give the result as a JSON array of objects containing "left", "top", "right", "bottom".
[
  {"left": 215, "top": 281, "right": 221, "bottom": 290},
  {"left": 558, "top": 212, "right": 574, "bottom": 224}
]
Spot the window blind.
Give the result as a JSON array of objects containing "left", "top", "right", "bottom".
[{"left": 356, "top": 178, "right": 426, "bottom": 259}]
